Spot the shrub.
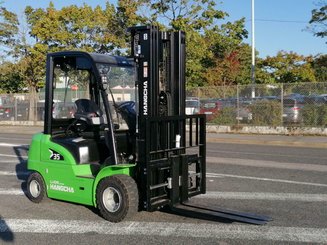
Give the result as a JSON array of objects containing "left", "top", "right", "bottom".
[
  {"left": 301, "top": 104, "right": 327, "bottom": 127},
  {"left": 249, "top": 100, "right": 282, "bottom": 126},
  {"left": 210, "top": 106, "right": 237, "bottom": 125}
]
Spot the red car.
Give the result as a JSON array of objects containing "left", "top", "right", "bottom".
[
  {"left": 0, "top": 106, "right": 11, "bottom": 120},
  {"left": 200, "top": 100, "right": 222, "bottom": 121}
]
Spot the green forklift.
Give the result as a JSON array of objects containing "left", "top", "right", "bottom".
[{"left": 26, "top": 26, "right": 271, "bottom": 224}]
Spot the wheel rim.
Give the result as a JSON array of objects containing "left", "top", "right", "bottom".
[
  {"left": 102, "top": 187, "right": 122, "bottom": 213},
  {"left": 29, "top": 179, "right": 41, "bottom": 198}
]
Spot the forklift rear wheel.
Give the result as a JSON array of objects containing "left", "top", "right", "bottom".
[
  {"left": 96, "top": 175, "right": 138, "bottom": 222},
  {"left": 26, "top": 172, "right": 46, "bottom": 203}
]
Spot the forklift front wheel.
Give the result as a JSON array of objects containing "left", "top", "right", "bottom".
[
  {"left": 96, "top": 175, "right": 138, "bottom": 222},
  {"left": 26, "top": 172, "right": 46, "bottom": 203}
]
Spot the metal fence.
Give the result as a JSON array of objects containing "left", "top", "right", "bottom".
[
  {"left": 187, "top": 82, "right": 327, "bottom": 127},
  {"left": 1, "top": 82, "right": 327, "bottom": 127}
]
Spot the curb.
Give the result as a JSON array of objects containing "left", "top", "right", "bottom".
[
  {"left": 1, "top": 123, "right": 326, "bottom": 149},
  {"left": 206, "top": 125, "right": 327, "bottom": 136},
  {"left": 206, "top": 137, "right": 327, "bottom": 149}
]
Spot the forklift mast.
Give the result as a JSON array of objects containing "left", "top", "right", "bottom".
[
  {"left": 128, "top": 26, "right": 206, "bottom": 211},
  {"left": 130, "top": 25, "right": 185, "bottom": 118}
]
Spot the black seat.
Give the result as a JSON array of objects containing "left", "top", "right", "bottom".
[{"left": 74, "top": 99, "right": 103, "bottom": 125}]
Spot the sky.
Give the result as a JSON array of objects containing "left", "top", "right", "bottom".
[{"left": 1, "top": 0, "right": 326, "bottom": 58}]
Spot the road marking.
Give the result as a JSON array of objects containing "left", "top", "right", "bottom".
[
  {"left": 197, "top": 192, "right": 327, "bottom": 202},
  {"left": 0, "top": 143, "right": 28, "bottom": 148},
  {"left": 206, "top": 137, "right": 327, "bottom": 149},
  {"left": 1, "top": 187, "right": 327, "bottom": 202},
  {"left": 0, "top": 171, "right": 29, "bottom": 176},
  {"left": 0, "top": 219, "right": 327, "bottom": 243},
  {"left": 207, "top": 157, "right": 327, "bottom": 172},
  {"left": 0, "top": 153, "right": 27, "bottom": 158},
  {"left": 0, "top": 160, "right": 22, "bottom": 163},
  {"left": 207, "top": 149, "right": 327, "bottom": 161},
  {"left": 207, "top": 172, "right": 327, "bottom": 187},
  {"left": 0, "top": 153, "right": 27, "bottom": 164},
  {"left": 0, "top": 188, "right": 24, "bottom": 195},
  {"left": 1, "top": 169, "right": 326, "bottom": 188},
  {"left": 0, "top": 136, "right": 30, "bottom": 141}
]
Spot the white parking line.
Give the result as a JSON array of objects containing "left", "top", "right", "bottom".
[
  {"left": 207, "top": 172, "right": 327, "bottom": 187},
  {"left": 0, "top": 219, "right": 326, "bottom": 243},
  {"left": 1, "top": 169, "right": 326, "bottom": 189},
  {"left": 207, "top": 157, "right": 327, "bottom": 172},
  {"left": 0, "top": 153, "right": 26, "bottom": 158},
  {"left": 207, "top": 149, "right": 327, "bottom": 161},
  {"left": 0, "top": 160, "right": 22, "bottom": 163},
  {"left": 0, "top": 171, "right": 29, "bottom": 176},
  {"left": 1, "top": 187, "right": 326, "bottom": 203},
  {"left": 0, "top": 154, "right": 27, "bottom": 163},
  {"left": 196, "top": 192, "right": 327, "bottom": 202},
  {"left": 0, "top": 143, "right": 28, "bottom": 148},
  {"left": 0, "top": 188, "right": 24, "bottom": 195}
]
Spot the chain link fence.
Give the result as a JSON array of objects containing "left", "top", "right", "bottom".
[
  {"left": 1, "top": 82, "right": 327, "bottom": 128},
  {"left": 187, "top": 82, "right": 327, "bottom": 127}
]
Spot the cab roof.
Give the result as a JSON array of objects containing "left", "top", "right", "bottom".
[{"left": 48, "top": 51, "right": 133, "bottom": 67}]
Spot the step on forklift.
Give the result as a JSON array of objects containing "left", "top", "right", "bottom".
[{"left": 26, "top": 26, "right": 271, "bottom": 224}]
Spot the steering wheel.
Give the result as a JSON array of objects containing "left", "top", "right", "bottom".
[
  {"left": 65, "top": 118, "right": 88, "bottom": 137},
  {"left": 65, "top": 99, "right": 103, "bottom": 137}
]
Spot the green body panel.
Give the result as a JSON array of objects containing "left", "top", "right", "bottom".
[{"left": 27, "top": 133, "right": 135, "bottom": 207}]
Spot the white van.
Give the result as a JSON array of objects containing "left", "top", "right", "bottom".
[{"left": 185, "top": 99, "right": 200, "bottom": 115}]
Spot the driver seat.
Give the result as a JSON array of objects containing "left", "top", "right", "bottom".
[
  {"left": 74, "top": 99, "right": 103, "bottom": 125},
  {"left": 74, "top": 99, "right": 114, "bottom": 164}
]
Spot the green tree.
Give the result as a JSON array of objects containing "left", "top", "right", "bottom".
[
  {"left": 147, "top": 0, "right": 228, "bottom": 87},
  {"left": 309, "top": 1, "right": 327, "bottom": 39},
  {"left": 0, "top": 7, "right": 19, "bottom": 58},
  {"left": 116, "top": 0, "right": 149, "bottom": 28},
  {"left": 22, "top": 1, "right": 142, "bottom": 120},
  {"left": 25, "top": 2, "right": 127, "bottom": 54},
  {"left": 201, "top": 19, "right": 249, "bottom": 86},
  {"left": 148, "top": 0, "right": 226, "bottom": 31},
  {"left": 311, "top": 54, "right": 327, "bottom": 82},
  {"left": 0, "top": 61, "right": 25, "bottom": 93},
  {"left": 1, "top": 0, "right": 253, "bottom": 97},
  {"left": 1, "top": 1, "right": 148, "bottom": 120},
  {"left": 142, "top": 0, "right": 249, "bottom": 87},
  {"left": 259, "top": 51, "right": 316, "bottom": 83}
]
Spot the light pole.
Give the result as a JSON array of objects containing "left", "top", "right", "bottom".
[{"left": 251, "top": 0, "right": 256, "bottom": 98}]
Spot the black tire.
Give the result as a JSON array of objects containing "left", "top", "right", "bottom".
[
  {"left": 96, "top": 175, "right": 138, "bottom": 222},
  {"left": 26, "top": 172, "right": 46, "bottom": 203}
]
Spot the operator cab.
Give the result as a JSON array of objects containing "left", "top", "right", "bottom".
[{"left": 45, "top": 51, "right": 136, "bottom": 165}]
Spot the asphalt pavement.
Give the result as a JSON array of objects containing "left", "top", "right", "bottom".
[
  {"left": 0, "top": 125, "right": 326, "bottom": 148},
  {"left": 1, "top": 126, "right": 327, "bottom": 243}
]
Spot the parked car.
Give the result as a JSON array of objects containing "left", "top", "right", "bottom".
[
  {"left": 185, "top": 99, "right": 200, "bottom": 115},
  {"left": 236, "top": 101, "right": 253, "bottom": 122},
  {"left": 304, "top": 95, "right": 327, "bottom": 105},
  {"left": 284, "top": 93, "right": 305, "bottom": 101},
  {"left": 199, "top": 99, "right": 222, "bottom": 121},
  {"left": 53, "top": 102, "right": 77, "bottom": 119},
  {"left": 282, "top": 98, "right": 304, "bottom": 123},
  {"left": 253, "top": 96, "right": 278, "bottom": 101},
  {"left": 320, "top": 94, "right": 327, "bottom": 102},
  {"left": 213, "top": 98, "right": 253, "bottom": 123},
  {"left": 0, "top": 106, "right": 11, "bottom": 120}
]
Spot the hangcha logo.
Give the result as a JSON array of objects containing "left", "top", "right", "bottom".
[
  {"left": 143, "top": 80, "right": 148, "bottom": 115},
  {"left": 49, "top": 180, "right": 75, "bottom": 193}
]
